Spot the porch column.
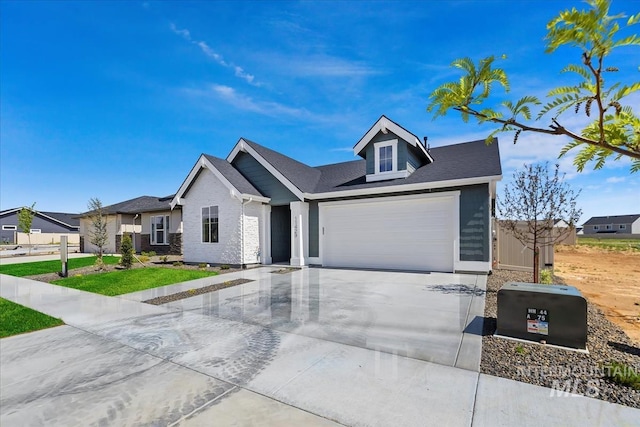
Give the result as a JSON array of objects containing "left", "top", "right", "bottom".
[
  {"left": 289, "top": 201, "right": 309, "bottom": 266},
  {"left": 262, "top": 204, "right": 272, "bottom": 264}
]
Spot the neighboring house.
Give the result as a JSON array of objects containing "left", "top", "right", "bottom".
[
  {"left": 78, "top": 196, "right": 182, "bottom": 255},
  {"left": 172, "top": 116, "right": 502, "bottom": 273},
  {"left": 582, "top": 214, "right": 640, "bottom": 234},
  {"left": 0, "top": 208, "right": 79, "bottom": 245}
]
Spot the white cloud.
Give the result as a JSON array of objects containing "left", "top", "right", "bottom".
[
  {"left": 196, "top": 41, "right": 227, "bottom": 65},
  {"left": 605, "top": 176, "right": 626, "bottom": 184},
  {"left": 169, "top": 23, "right": 191, "bottom": 41},
  {"left": 208, "top": 85, "right": 309, "bottom": 118},
  {"left": 170, "top": 23, "right": 262, "bottom": 87}
]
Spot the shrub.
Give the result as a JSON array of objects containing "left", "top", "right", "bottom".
[
  {"left": 604, "top": 361, "right": 640, "bottom": 390},
  {"left": 173, "top": 261, "right": 183, "bottom": 267},
  {"left": 119, "top": 234, "right": 134, "bottom": 269},
  {"left": 220, "top": 264, "right": 230, "bottom": 270},
  {"left": 141, "top": 251, "right": 157, "bottom": 257},
  {"left": 138, "top": 255, "right": 149, "bottom": 263},
  {"left": 539, "top": 269, "right": 553, "bottom": 284},
  {"left": 161, "top": 255, "right": 169, "bottom": 263},
  {"left": 198, "top": 263, "right": 207, "bottom": 269}
]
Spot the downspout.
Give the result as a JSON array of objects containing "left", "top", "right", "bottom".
[{"left": 241, "top": 197, "right": 253, "bottom": 269}]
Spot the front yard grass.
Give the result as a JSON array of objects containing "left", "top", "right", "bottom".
[
  {"left": 0, "top": 298, "right": 64, "bottom": 338},
  {"left": 0, "top": 255, "right": 119, "bottom": 277},
  {"left": 51, "top": 267, "right": 219, "bottom": 296}
]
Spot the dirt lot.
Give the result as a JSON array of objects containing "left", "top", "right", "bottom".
[{"left": 555, "top": 245, "right": 640, "bottom": 344}]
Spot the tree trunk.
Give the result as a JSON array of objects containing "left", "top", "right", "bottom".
[{"left": 533, "top": 246, "right": 540, "bottom": 283}]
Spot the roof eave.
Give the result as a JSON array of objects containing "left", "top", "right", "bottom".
[{"left": 304, "top": 174, "right": 503, "bottom": 200}]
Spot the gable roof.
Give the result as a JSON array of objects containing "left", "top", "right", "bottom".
[
  {"left": 203, "top": 154, "right": 264, "bottom": 196},
  {"left": 227, "top": 138, "right": 320, "bottom": 200},
  {"left": 171, "top": 153, "right": 269, "bottom": 209},
  {"left": 311, "top": 138, "right": 501, "bottom": 195},
  {"left": 583, "top": 214, "right": 640, "bottom": 225},
  {"left": 177, "top": 117, "right": 502, "bottom": 205},
  {"left": 78, "top": 195, "right": 175, "bottom": 217},
  {"left": 0, "top": 208, "right": 80, "bottom": 229},
  {"left": 352, "top": 115, "right": 433, "bottom": 163}
]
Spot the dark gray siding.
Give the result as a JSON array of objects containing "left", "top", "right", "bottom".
[
  {"left": 459, "top": 184, "right": 490, "bottom": 262},
  {"left": 232, "top": 152, "right": 299, "bottom": 206},
  {"left": 308, "top": 201, "right": 319, "bottom": 257},
  {"left": 365, "top": 143, "right": 375, "bottom": 175},
  {"left": 407, "top": 146, "right": 422, "bottom": 172},
  {"left": 397, "top": 141, "right": 408, "bottom": 171}
]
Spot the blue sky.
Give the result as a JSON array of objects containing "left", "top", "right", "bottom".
[{"left": 1, "top": 0, "right": 638, "bottom": 223}]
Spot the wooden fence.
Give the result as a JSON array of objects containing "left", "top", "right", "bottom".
[
  {"left": 493, "top": 220, "right": 576, "bottom": 272},
  {"left": 16, "top": 232, "right": 80, "bottom": 245}
]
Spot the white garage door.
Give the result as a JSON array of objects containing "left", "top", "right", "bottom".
[{"left": 321, "top": 194, "right": 456, "bottom": 272}]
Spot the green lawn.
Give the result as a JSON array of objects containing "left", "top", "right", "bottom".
[
  {"left": 0, "top": 297, "right": 64, "bottom": 338},
  {"left": 51, "top": 267, "right": 219, "bottom": 296},
  {"left": 0, "top": 255, "right": 119, "bottom": 277},
  {"left": 577, "top": 237, "right": 640, "bottom": 252}
]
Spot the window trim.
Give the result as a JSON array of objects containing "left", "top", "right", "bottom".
[
  {"left": 30, "top": 229, "right": 41, "bottom": 234},
  {"left": 201, "top": 205, "right": 219, "bottom": 243},
  {"left": 367, "top": 139, "right": 409, "bottom": 182},
  {"left": 151, "top": 214, "right": 170, "bottom": 245},
  {"left": 593, "top": 225, "right": 599, "bottom": 230},
  {"left": 619, "top": 224, "right": 626, "bottom": 230},
  {"left": 605, "top": 224, "right": 612, "bottom": 230},
  {"left": 2, "top": 225, "right": 17, "bottom": 231},
  {"left": 374, "top": 140, "right": 398, "bottom": 174}
]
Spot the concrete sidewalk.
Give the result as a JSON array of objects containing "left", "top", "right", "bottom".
[
  {"left": 1, "top": 271, "right": 638, "bottom": 426},
  {"left": 0, "top": 252, "right": 94, "bottom": 265}
]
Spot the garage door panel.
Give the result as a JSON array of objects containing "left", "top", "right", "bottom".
[{"left": 321, "top": 195, "right": 455, "bottom": 272}]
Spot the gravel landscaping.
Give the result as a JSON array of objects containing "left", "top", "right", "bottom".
[{"left": 483, "top": 269, "right": 640, "bottom": 408}]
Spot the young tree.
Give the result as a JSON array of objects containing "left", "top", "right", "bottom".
[
  {"left": 18, "top": 202, "right": 36, "bottom": 255},
  {"left": 87, "top": 197, "right": 109, "bottom": 262},
  {"left": 119, "top": 233, "right": 133, "bottom": 269},
  {"left": 498, "top": 163, "right": 582, "bottom": 283},
  {"left": 427, "top": 0, "right": 640, "bottom": 172}
]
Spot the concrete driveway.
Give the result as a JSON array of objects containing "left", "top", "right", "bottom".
[{"left": 1, "top": 267, "right": 638, "bottom": 426}]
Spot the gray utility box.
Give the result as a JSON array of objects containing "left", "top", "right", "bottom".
[{"left": 497, "top": 282, "right": 587, "bottom": 349}]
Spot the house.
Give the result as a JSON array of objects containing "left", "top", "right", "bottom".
[
  {"left": 582, "top": 214, "right": 640, "bottom": 234},
  {"left": 0, "top": 208, "right": 79, "bottom": 245},
  {"left": 78, "top": 195, "right": 182, "bottom": 255},
  {"left": 171, "top": 116, "right": 502, "bottom": 273}
]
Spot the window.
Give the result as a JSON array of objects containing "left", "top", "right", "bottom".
[
  {"left": 202, "top": 206, "right": 219, "bottom": 243},
  {"left": 605, "top": 225, "right": 612, "bottom": 230},
  {"left": 151, "top": 215, "right": 170, "bottom": 245},
  {"left": 2, "top": 225, "right": 17, "bottom": 231},
  {"left": 619, "top": 224, "right": 626, "bottom": 230},
  {"left": 30, "top": 229, "right": 41, "bottom": 233},
  {"left": 593, "top": 225, "right": 599, "bottom": 231},
  {"left": 379, "top": 145, "right": 393, "bottom": 172}
]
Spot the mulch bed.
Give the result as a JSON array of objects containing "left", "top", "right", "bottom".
[
  {"left": 483, "top": 269, "right": 640, "bottom": 408},
  {"left": 142, "top": 278, "right": 253, "bottom": 305}
]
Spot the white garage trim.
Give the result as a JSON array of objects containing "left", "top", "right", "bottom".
[{"left": 319, "top": 191, "right": 460, "bottom": 272}]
